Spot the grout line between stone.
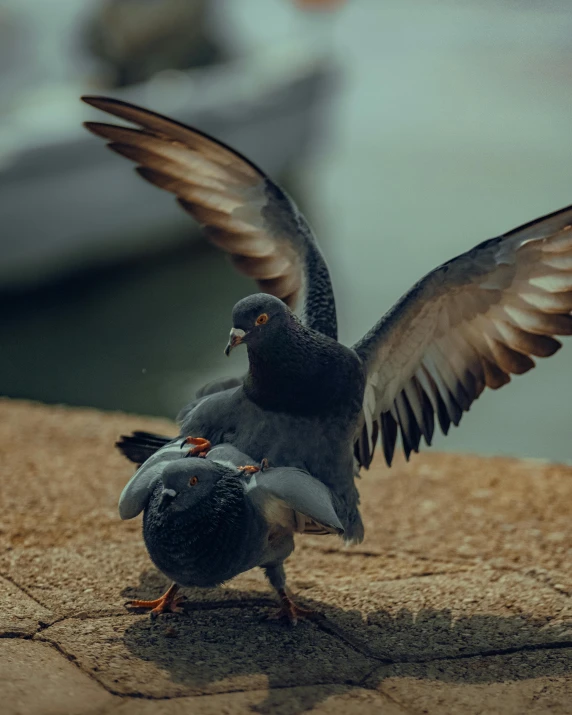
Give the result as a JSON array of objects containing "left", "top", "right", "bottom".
[
  {"left": 386, "top": 639, "right": 572, "bottom": 667},
  {"left": 311, "top": 615, "right": 391, "bottom": 662},
  {"left": 35, "top": 633, "right": 124, "bottom": 695},
  {"left": 372, "top": 680, "right": 423, "bottom": 715},
  {"left": 0, "top": 570, "right": 55, "bottom": 612},
  {"left": 48, "top": 673, "right": 379, "bottom": 703},
  {"left": 311, "top": 608, "right": 572, "bottom": 666}
]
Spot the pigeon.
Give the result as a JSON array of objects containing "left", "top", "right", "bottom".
[
  {"left": 120, "top": 440, "right": 344, "bottom": 623},
  {"left": 83, "top": 96, "right": 572, "bottom": 542}
]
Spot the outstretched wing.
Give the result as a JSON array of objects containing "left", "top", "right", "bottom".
[
  {"left": 82, "top": 95, "right": 337, "bottom": 339},
  {"left": 353, "top": 205, "right": 572, "bottom": 468}
]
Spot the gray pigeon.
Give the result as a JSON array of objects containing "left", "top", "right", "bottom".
[
  {"left": 120, "top": 441, "right": 344, "bottom": 623},
  {"left": 84, "top": 96, "right": 572, "bottom": 543}
]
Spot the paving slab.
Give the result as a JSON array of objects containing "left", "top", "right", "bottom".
[
  {"left": 103, "top": 686, "right": 407, "bottom": 715},
  {"left": 0, "top": 639, "right": 115, "bottom": 715},
  {"left": 356, "top": 452, "right": 572, "bottom": 579},
  {"left": 287, "top": 540, "right": 475, "bottom": 587},
  {"left": 0, "top": 574, "right": 54, "bottom": 636},
  {"left": 2, "top": 543, "right": 152, "bottom": 618},
  {"left": 0, "top": 398, "right": 174, "bottom": 551},
  {"left": 370, "top": 647, "right": 572, "bottom": 715},
  {"left": 39, "top": 610, "right": 373, "bottom": 698},
  {"left": 296, "top": 569, "right": 572, "bottom": 660}
]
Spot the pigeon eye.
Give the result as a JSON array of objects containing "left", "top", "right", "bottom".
[
  {"left": 189, "top": 476, "right": 199, "bottom": 486},
  {"left": 255, "top": 313, "right": 269, "bottom": 326}
]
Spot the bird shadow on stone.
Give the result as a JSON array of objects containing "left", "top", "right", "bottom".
[{"left": 121, "top": 569, "right": 572, "bottom": 715}]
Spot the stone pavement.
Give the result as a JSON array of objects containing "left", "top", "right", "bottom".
[{"left": 1, "top": 397, "right": 572, "bottom": 714}]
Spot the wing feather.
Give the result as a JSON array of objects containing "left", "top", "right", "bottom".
[
  {"left": 354, "top": 207, "right": 572, "bottom": 467},
  {"left": 82, "top": 95, "right": 337, "bottom": 339}
]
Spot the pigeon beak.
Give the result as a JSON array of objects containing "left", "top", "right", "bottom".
[
  {"left": 224, "top": 328, "right": 246, "bottom": 356},
  {"left": 158, "top": 487, "right": 177, "bottom": 512}
]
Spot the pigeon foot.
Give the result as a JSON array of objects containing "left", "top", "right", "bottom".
[
  {"left": 237, "top": 458, "right": 269, "bottom": 475},
  {"left": 126, "top": 583, "right": 184, "bottom": 616},
  {"left": 266, "top": 590, "right": 315, "bottom": 626},
  {"left": 182, "top": 436, "right": 211, "bottom": 458},
  {"left": 237, "top": 464, "right": 260, "bottom": 474}
]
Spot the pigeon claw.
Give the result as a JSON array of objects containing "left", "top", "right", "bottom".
[
  {"left": 126, "top": 583, "right": 184, "bottom": 617},
  {"left": 237, "top": 464, "right": 260, "bottom": 474},
  {"left": 266, "top": 590, "right": 315, "bottom": 626},
  {"left": 238, "top": 458, "right": 269, "bottom": 475},
  {"left": 181, "top": 436, "right": 211, "bottom": 458}
]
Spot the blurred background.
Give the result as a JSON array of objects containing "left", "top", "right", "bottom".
[{"left": 1, "top": 0, "right": 571, "bottom": 462}]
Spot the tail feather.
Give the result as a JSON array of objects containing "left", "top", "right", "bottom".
[{"left": 116, "top": 430, "right": 174, "bottom": 465}]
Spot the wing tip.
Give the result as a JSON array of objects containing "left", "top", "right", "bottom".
[
  {"left": 81, "top": 94, "right": 132, "bottom": 113},
  {"left": 81, "top": 94, "right": 106, "bottom": 108},
  {"left": 83, "top": 120, "right": 107, "bottom": 137}
]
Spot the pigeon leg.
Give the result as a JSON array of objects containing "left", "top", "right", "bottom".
[
  {"left": 181, "top": 436, "right": 211, "bottom": 458},
  {"left": 269, "top": 589, "right": 315, "bottom": 626},
  {"left": 263, "top": 564, "right": 315, "bottom": 626},
  {"left": 126, "top": 582, "right": 184, "bottom": 616}
]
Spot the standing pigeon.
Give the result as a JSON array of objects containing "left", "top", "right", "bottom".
[
  {"left": 83, "top": 97, "right": 572, "bottom": 543},
  {"left": 119, "top": 440, "right": 344, "bottom": 623}
]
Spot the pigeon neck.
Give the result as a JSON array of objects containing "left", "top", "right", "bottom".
[
  {"left": 244, "top": 320, "right": 308, "bottom": 410},
  {"left": 243, "top": 320, "right": 360, "bottom": 416}
]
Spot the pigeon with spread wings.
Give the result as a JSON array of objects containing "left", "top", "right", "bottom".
[{"left": 83, "top": 96, "right": 572, "bottom": 545}]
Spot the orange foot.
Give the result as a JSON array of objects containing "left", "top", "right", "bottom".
[
  {"left": 126, "top": 583, "right": 184, "bottom": 617},
  {"left": 237, "top": 464, "right": 260, "bottom": 475},
  {"left": 181, "top": 436, "right": 211, "bottom": 458},
  {"left": 238, "top": 458, "right": 269, "bottom": 475},
  {"left": 267, "top": 590, "right": 315, "bottom": 626}
]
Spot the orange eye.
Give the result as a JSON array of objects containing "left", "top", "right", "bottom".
[
  {"left": 189, "top": 476, "right": 199, "bottom": 486},
  {"left": 255, "top": 313, "right": 269, "bottom": 326}
]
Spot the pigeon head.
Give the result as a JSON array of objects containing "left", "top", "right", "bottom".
[
  {"left": 224, "top": 293, "right": 291, "bottom": 356},
  {"left": 158, "top": 458, "right": 238, "bottom": 513}
]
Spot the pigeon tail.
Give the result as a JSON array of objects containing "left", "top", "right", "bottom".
[{"left": 116, "top": 431, "right": 174, "bottom": 465}]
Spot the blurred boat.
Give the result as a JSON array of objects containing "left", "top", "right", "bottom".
[
  {"left": 83, "top": 0, "right": 226, "bottom": 87},
  {"left": 0, "top": 1, "right": 338, "bottom": 290}
]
